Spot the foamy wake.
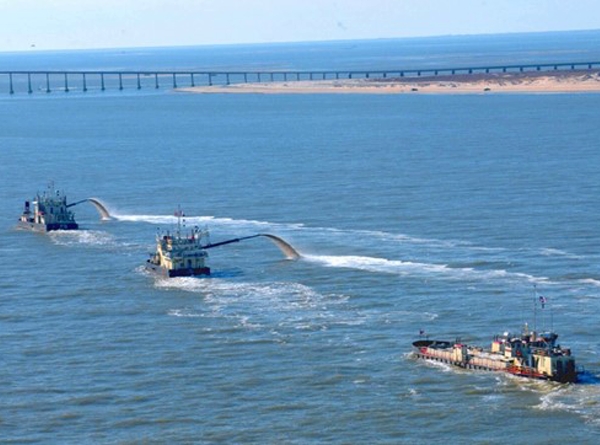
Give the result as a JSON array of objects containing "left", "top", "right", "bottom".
[
  {"left": 155, "top": 276, "right": 439, "bottom": 332},
  {"left": 535, "top": 385, "right": 600, "bottom": 424},
  {"left": 539, "top": 248, "right": 584, "bottom": 259},
  {"left": 576, "top": 278, "right": 600, "bottom": 287},
  {"left": 110, "top": 212, "right": 498, "bottom": 257},
  {"left": 157, "top": 277, "right": 337, "bottom": 309},
  {"left": 48, "top": 230, "right": 116, "bottom": 247},
  {"left": 112, "top": 211, "right": 584, "bottom": 258},
  {"left": 113, "top": 212, "right": 593, "bottom": 288},
  {"left": 302, "top": 253, "right": 548, "bottom": 285},
  {"left": 111, "top": 213, "right": 303, "bottom": 232},
  {"left": 158, "top": 277, "right": 351, "bottom": 330},
  {"left": 418, "top": 357, "right": 455, "bottom": 373},
  {"left": 167, "top": 308, "right": 203, "bottom": 318},
  {"left": 491, "top": 371, "right": 600, "bottom": 425}
]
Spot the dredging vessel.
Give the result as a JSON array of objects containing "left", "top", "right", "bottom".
[
  {"left": 412, "top": 325, "right": 579, "bottom": 383},
  {"left": 17, "top": 184, "right": 79, "bottom": 232},
  {"left": 146, "top": 223, "right": 212, "bottom": 277},
  {"left": 145, "top": 210, "right": 268, "bottom": 278},
  {"left": 145, "top": 208, "right": 302, "bottom": 278}
]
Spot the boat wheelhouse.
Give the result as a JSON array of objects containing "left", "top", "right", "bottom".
[{"left": 18, "top": 184, "right": 79, "bottom": 232}]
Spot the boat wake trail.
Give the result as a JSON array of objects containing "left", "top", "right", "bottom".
[
  {"left": 157, "top": 277, "right": 354, "bottom": 331},
  {"left": 108, "top": 211, "right": 595, "bottom": 288},
  {"left": 110, "top": 212, "right": 301, "bottom": 259},
  {"left": 110, "top": 213, "right": 290, "bottom": 230},
  {"left": 535, "top": 383, "right": 600, "bottom": 425},
  {"left": 302, "top": 253, "right": 547, "bottom": 285},
  {"left": 49, "top": 230, "right": 117, "bottom": 247}
]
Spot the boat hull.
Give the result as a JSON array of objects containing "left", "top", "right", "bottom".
[
  {"left": 17, "top": 221, "right": 79, "bottom": 232},
  {"left": 145, "top": 262, "right": 210, "bottom": 277},
  {"left": 412, "top": 339, "right": 579, "bottom": 383}
]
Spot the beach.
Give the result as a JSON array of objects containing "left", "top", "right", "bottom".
[{"left": 180, "top": 70, "right": 600, "bottom": 94}]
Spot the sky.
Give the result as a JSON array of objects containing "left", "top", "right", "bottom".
[{"left": 0, "top": 0, "right": 599, "bottom": 52}]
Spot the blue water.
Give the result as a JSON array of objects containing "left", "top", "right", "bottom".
[
  {"left": 2, "top": 29, "right": 600, "bottom": 72},
  {"left": 2, "top": 32, "right": 600, "bottom": 443}
]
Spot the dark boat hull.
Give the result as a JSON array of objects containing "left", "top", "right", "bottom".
[
  {"left": 145, "top": 262, "right": 210, "bottom": 277},
  {"left": 17, "top": 221, "right": 79, "bottom": 232}
]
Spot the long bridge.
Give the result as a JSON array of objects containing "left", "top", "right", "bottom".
[{"left": 2, "top": 61, "right": 600, "bottom": 94}]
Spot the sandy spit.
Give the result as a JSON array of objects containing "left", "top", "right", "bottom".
[{"left": 177, "top": 70, "right": 600, "bottom": 95}]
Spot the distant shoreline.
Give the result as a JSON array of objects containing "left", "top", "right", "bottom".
[{"left": 179, "top": 70, "right": 600, "bottom": 94}]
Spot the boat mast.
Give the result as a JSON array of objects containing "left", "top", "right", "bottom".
[
  {"left": 550, "top": 298, "right": 554, "bottom": 332},
  {"left": 175, "top": 205, "right": 184, "bottom": 237},
  {"left": 533, "top": 285, "right": 538, "bottom": 333},
  {"left": 532, "top": 285, "right": 550, "bottom": 332}
]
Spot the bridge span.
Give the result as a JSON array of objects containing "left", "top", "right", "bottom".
[{"left": 1, "top": 61, "right": 600, "bottom": 94}]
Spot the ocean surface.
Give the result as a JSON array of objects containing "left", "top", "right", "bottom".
[{"left": 2, "top": 31, "right": 600, "bottom": 443}]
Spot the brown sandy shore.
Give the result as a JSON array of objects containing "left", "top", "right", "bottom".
[{"left": 179, "top": 70, "right": 600, "bottom": 94}]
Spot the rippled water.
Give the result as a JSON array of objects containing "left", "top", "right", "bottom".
[{"left": 2, "top": 35, "right": 600, "bottom": 443}]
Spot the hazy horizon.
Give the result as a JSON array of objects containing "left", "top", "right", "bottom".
[
  {"left": 2, "top": 27, "right": 600, "bottom": 55},
  {"left": 2, "top": 1, "right": 600, "bottom": 52}
]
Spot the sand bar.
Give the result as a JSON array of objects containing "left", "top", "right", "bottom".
[{"left": 179, "top": 70, "right": 600, "bottom": 94}]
